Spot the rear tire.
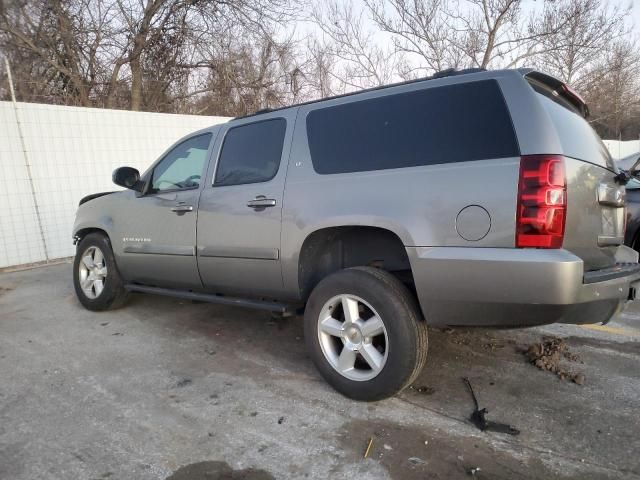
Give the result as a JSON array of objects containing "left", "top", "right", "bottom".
[
  {"left": 73, "top": 233, "right": 128, "bottom": 311},
  {"left": 304, "top": 267, "right": 428, "bottom": 401}
]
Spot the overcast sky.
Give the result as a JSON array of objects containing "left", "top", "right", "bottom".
[
  {"left": 632, "top": 0, "right": 640, "bottom": 30},
  {"left": 347, "top": 0, "right": 640, "bottom": 32}
]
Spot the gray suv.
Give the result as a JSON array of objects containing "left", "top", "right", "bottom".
[{"left": 72, "top": 68, "right": 640, "bottom": 400}]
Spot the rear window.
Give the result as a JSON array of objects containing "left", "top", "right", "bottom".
[
  {"left": 306, "top": 80, "right": 519, "bottom": 175},
  {"left": 529, "top": 80, "right": 614, "bottom": 170}
]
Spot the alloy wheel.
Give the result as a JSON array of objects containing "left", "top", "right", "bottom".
[
  {"left": 78, "top": 246, "right": 108, "bottom": 299},
  {"left": 317, "top": 294, "right": 389, "bottom": 381}
]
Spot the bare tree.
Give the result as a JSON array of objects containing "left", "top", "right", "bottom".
[
  {"left": 362, "top": 0, "right": 455, "bottom": 74},
  {"left": 183, "top": 34, "right": 305, "bottom": 116},
  {"left": 362, "top": 0, "right": 566, "bottom": 74},
  {"left": 0, "top": 0, "right": 110, "bottom": 106},
  {"left": 584, "top": 39, "right": 640, "bottom": 139},
  {"left": 0, "top": 0, "right": 302, "bottom": 111},
  {"left": 309, "top": 0, "right": 402, "bottom": 90},
  {"left": 528, "top": 0, "right": 638, "bottom": 140},
  {"left": 301, "top": 37, "right": 338, "bottom": 98},
  {"left": 533, "top": 0, "right": 630, "bottom": 88}
]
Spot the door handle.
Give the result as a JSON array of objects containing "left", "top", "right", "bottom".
[
  {"left": 247, "top": 197, "right": 276, "bottom": 209},
  {"left": 170, "top": 205, "right": 193, "bottom": 212}
]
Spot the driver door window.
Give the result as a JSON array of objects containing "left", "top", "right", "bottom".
[{"left": 150, "top": 133, "right": 212, "bottom": 193}]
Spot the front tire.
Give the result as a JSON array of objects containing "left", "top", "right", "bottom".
[
  {"left": 73, "top": 233, "right": 128, "bottom": 311},
  {"left": 304, "top": 267, "right": 428, "bottom": 401}
]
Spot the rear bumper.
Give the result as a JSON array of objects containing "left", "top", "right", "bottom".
[{"left": 407, "top": 246, "right": 640, "bottom": 327}]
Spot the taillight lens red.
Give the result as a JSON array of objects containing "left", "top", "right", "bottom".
[{"left": 516, "top": 155, "right": 567, "bottom": 248}]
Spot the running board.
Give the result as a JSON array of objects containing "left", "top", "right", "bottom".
[{"left": 124, "top": 284, "right": 294, "bottom": 314}]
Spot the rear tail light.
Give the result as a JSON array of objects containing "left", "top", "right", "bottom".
[{"left": 516, "top": 155, "right": 567, "bottom": 248}]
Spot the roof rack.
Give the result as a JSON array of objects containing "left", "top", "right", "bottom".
[
  {"left": 252, "top": 108, "right": 273, "bottom": 115},
  {"left": 232, "top": 67, "right": 487, "bottom": 120}
]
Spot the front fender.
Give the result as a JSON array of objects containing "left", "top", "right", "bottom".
[{"left": 72, "top": 194, "right": 120, "bottom": 241}]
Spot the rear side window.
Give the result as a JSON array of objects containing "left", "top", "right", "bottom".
[
  {"left": 215, "top": 118, "right": 286, "bottom": 186},
  {"left": 306, "top": 80, "right": 519, "bottom": 174},
  {"left": 530, "top": 82, "right": 613, "bottom": 169}
]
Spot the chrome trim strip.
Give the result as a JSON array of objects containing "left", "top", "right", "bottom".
[
  {"left": 198, "top": 246, "right": 279, "bottom": 260},
  {"left": 123, "top": 244, "right": 195, "bottom": 256}
]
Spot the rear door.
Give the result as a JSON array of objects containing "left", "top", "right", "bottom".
[
  {"left": 527, "top": 75, "right": 624, "bottom": 271},
  {"left": 196, "top": 111, "right": 295, "bottom": 298}
]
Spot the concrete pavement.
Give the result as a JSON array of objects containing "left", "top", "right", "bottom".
[{"left": 1, "top": 262, "right": 639, "bottom": 479}]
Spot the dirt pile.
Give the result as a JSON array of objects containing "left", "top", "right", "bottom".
[{"left": 524, "top": 336, "right": 585, "bottom": 385}]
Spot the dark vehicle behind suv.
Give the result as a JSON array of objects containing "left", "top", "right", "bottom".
[{"left": 623, "top": 155, "right": 640, "bottom": 251}]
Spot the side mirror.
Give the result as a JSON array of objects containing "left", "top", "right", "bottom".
[
  {"left": 112, "top": 166, "right": 142, "bottom": 191},
  {"left": 615, "top": 155, "right": 640, "bottom": 185}
]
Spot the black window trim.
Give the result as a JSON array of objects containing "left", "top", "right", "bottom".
[
  {"left": 145, "top": 132, "right": 213, "bottom": 196},
  {"left": 212, "top": 117, "right": 288, "bottom": 188}
]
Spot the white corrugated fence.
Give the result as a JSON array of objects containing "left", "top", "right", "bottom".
[
  {"left": 0, "top": 101, "right": 228, "bottom": 268},
  {"left": 604, "top": 139, "right": 640, "bottom": 160}
]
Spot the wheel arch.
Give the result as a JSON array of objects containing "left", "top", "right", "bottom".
[
  {"left": 296, "top": 225, "right": 416, "bottom": 302},
  {"left": 74, "top": 227, "right": 111, "bottom": 246}
]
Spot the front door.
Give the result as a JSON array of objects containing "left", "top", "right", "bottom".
[
  {"left": 197, "top": 112, "right": 295, "bottom": 298},
  {"left": 115, "top": 132, "right": 213, "bottom": 289}
]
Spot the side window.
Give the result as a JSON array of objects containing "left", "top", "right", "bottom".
[
  {"left": 150, "top": 133, "right": 212, "bottom": 193},
  {"left": 306, "top": 80, "right": 519, "bottom": 174},
  {"left": 214, "top": 118, "right": 286, "bottom": 187}
]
